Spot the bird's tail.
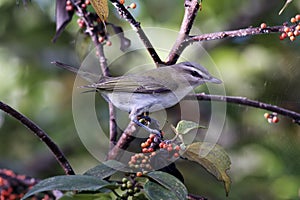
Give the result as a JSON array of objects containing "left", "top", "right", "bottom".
[{"left": 51, "top": 61, "right": 100, "bottom": 82}]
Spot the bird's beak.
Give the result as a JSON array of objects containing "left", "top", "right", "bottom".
[{"left": 209, "top": 77, "right": 222, "bottom": 84}]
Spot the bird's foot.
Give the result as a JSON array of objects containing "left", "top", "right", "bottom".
[
  {"left": 137, "top": 112, "right": 151, "bottom": 126},
  {"left": 132, "top": 119, "right": 162, "bottom": 137}
]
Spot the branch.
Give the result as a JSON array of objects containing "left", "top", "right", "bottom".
[
  {"left": 166, "top": 0, "right": 200, "bottom": 65},
  {"left": 109, "top": 0, "right": 163, "bottom": 66},
  {"left": 189, "top": 25, "right": 289, "bottom": 42},
  {"left": 185, "top": 94, "right": 300, "bottom": 124},
  {"left": 169, "top": 23, "right": 297, "bottom": 64},
  {"left": 0, "top": 101, "right": 75, "bottom": 175},
  {"left": 187, "top": 193, "right": 207, "bottom": 200},
  {"left": 107, "top": 121, "right": 137, "bottom": 160}
]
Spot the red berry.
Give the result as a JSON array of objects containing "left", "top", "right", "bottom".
[
  {"left": 294, "top": 30, "right": 300, "bottom": 36},
  {"left": 142, "top": 148, "right": 148, "bottom": 153},
  {"left": 173, "top": 153, "right": 180, "bottom": 158},
  {"left": 66, "top": 0, "right": 72, "bottom": 5},
  {"left": 287, "top": 31, "right": 294, "bottom": 37},
  {"left": 129, "top": 3, "right": 136, "bottom": 9},
  {"left": 264, "top": 113, "right": 270, "bottom": 119},
  {"left": 149, "top": 134, "right": 155, "bottom": 139},
  {"left": 136, "top": 172, "right": 143, "bottom": 177},
  {"left": 284, "top": 27, "right": 290, "bottom": 33},
  {"left": 291, "top": 17, "right": 297, "bottom": 23},
  {"left": 296, "top": 25, "right": 300, "bottom": 31},
  {"left": 267, "top": 118, "right": 273, "bottom": 124},
  {"left": 295, "top": 14, "right": 300, "bottom": 21},
  {"left": 106, "top": 41, "right": 112, "bottom": 46},
  {"left": 146, "top": 138, "right": 152, "bottom": 144},
  {"left": 81, "top": 3, "right": 86, "bottom": 9},
  {"left": 167, "top": 146, "right": 173, "bottom": 152},
  {"left": 151, "top": 152, "right": 156, "bottom": 157},
  {"left": 260, "top": 23, "right": 267, "bottom": 29},
  {"left": 65, "top": 5, "right": 73, "bottom": 11},
  {"left": 119, "top": 0, "right": 125, "bottom": 4},
  {"left": 159, "top": 142, "right": 165, "bottom": 148},
  {"left": 148, "top": 148, "right": 154, "bottom": 153},
  {"left": 279, "top": 32, "right": 287, "bottom": 40},
  {"left": 85, "top": 0, "right": 90, "bottom": 5},
  {"left": 290, "top": 35, "right": 296, "bottom": 41},
  {"left": 175, "top": 145, "right": 181, "bottom": 151},
  {"left": 141, "top": 142, "right": 148, "bottom": 148},
  {"left": 98, "top": 36, "right": 105, "bottom": 43},
  {"left": 272, "top": 116, "right": 279, "bottom": 123},
  {"left": 77, "top": 19, "right": 85, "bottom": 28}
]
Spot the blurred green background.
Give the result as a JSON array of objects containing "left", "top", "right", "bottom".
[{"left": 0, "top": 0, "right": 300, "bottom": 199}]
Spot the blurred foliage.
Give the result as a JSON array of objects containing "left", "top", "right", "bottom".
[{"left": 0, "top": 0, "right": 300, "bottom": 199}]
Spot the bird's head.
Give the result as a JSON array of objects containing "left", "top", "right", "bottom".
[{"left": 172, "top": 62, "right": 222, "bottom": 86}]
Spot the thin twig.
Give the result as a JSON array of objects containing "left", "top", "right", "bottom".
[
  {"left": 189, "top": 25, "right": 289, "bottom": 42},
  {"left": 185, "top": 94, "right": 300, "bottom": 124},
  {"left": 91, "top": 35, "right": 118, "bottom": 150},
  {"left": 166, "top": 0, "right": 200, "bottom": 65},
  {"left": 109, "top": 0, "right": 163, "bottom": 66},
  {"left": 187, "top": 193, "right": 207, "bottom": 200},
  {"left": 0, "top": 101, "right": 75, "bottom": 175},
  {"left": 72, "top": 0, "right": 118, "bottom": 151}
]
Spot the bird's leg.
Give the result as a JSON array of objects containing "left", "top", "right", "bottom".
[
  {"left": 132, "top": 119, "right": 162, "bottom": 136},
  {"left": 132, "top": 112, "right": 161, "bottom": 136},
  {"left": 137, "top": 112, "right": 151, "bottom": 126}
]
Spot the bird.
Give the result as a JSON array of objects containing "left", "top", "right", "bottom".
[{"left": 82, "top": 61, "right": 222, "bottom": 134}]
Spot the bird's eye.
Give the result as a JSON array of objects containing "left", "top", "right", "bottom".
[{"left": 191, "top": 70, "right": 203, "bottom": 78}]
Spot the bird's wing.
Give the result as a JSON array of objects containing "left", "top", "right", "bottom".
[{"left": 84, "top": 76, "right": 173, "bottom": 93}]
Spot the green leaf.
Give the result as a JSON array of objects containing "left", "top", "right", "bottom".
[
  {"left": 146, "top": 171, "right": 187, "bottom": 200},
  {"left": 144, "top": 181, "right": 180, "bottom": 200},
  {"left": 84, "top": 160, "right": 125, "bottom": 179},
  {"left": 60, "top": 193, "right": 113, "bottom": 200},
  {"left": 183, "top": 142, "right": 231, "bottom": 196},
  {"left": 22, "top": 175, "right": 112, "bottom": 199},
  {"left": 132, "top": 193, "right": 149, "bottom": 200},
  {"left": 175, "top": 120, "right": 206, "bottom": 135}
]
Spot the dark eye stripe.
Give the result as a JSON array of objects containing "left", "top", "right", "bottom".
[{"left": 191, "top": 70, "right": 203, "bottom": 78}]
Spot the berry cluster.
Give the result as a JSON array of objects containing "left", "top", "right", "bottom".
[
  {"left": 279, "top": 14, "right": 300, "bottom": 41},
  {"left": 158, "top": 141, "right": 181, "bottom": 158},
  {"left": 140, "top": 133, "right": 162, "bottom": 153},
  {"left": 66, "top": 0, "right": 91, "bottom": 12},
  {"left": 0, "top": 169, "right": 51, "bottom": 200},
  {"left": 128, "top": 132, "right": 183, "bottom": 176},
  {"left": 65, "top": 0, "right": 112, "bottom": 46},
  {"left": 128, "top": 153, "right": 153, "bottom": 176},
  {"left": 116, "top": 177, "right": 141, "bottom": 200},
  {"left": 264, "top": 113, "right": 279, "bottom": 124}
]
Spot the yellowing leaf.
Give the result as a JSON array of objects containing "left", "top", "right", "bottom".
[
  {"left": 183, "top": 142, "right": 231, "bottom": 196},
  {"left": 175, "top": 120, "right": 206, "bottom": 135},
  {"left": 90, "top": 0, "right": 109, "bottom": 21}
]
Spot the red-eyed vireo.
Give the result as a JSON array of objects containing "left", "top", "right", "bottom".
[
  {"left": 84, "top": 62, "right": 221, "bottom": 121},
  {"left": 54, "top": 61, "right": 221, "bottom": 134}
]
